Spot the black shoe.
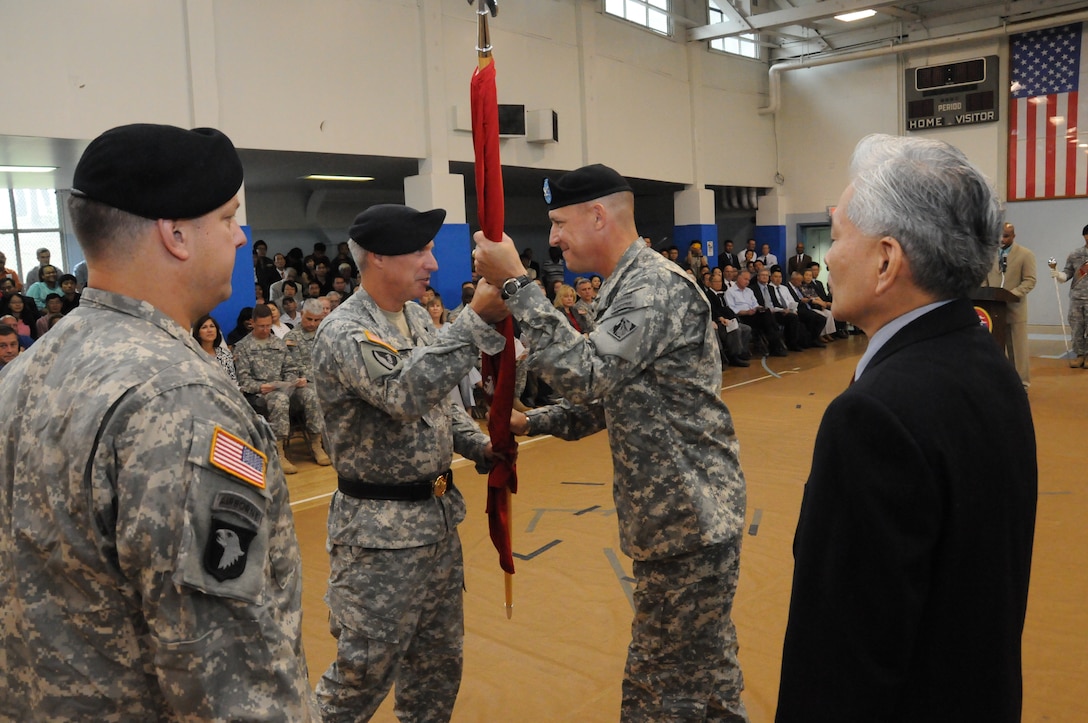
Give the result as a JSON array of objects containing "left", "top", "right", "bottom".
[
  {"left": 771, "top": 348, "right": 789, "bottom": 357},
  {"left": 811, "top": 341, "right": 827, "bottom": 348},
  {"left": 788, "top": 344, "right": 805, "bottom": 352},
  {"left": 728, "top": 357, "right": 750, "bottom": 367}
]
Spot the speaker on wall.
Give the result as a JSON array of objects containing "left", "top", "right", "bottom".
[
  {"left": 498, "top": 104, "right": 526, "bottom": 136},
  {"left": 527, "top": 109, "right": 559, "bottom": 143}
]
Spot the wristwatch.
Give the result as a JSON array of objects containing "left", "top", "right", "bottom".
[{"left": 501, "top": 275, "right": 532, "bottom": 299}]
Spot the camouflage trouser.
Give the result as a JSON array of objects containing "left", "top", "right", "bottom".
[
  {"left": 623, "top": 539, "right": 749, "bottom": 723},
  {"left": 1070, "top": 299, "right": 1088, "bottom": 355},
  {"left": 316, "top": 532, "right": 464, "bottom": 723},
  {"left": 259, "top": 385, "right": 324, "bottom": 439}
]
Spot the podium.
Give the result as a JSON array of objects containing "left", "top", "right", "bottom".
[{"left": 971, "top": 287, "right": 1018, "bottom": 349}]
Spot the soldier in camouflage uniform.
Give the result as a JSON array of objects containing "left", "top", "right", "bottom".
[
  {"left": 234, "top": 303, "right": 331, "bottom": 473},
  {"left": 0, "top": 124, "right": 316, "bottom": 719},
  {"left": 474, "top": 164, "right": 749, "bottom": 722},
  {"left": 284, "top": 297, "right": 327, "bottom": 383},
  {"left": 1050, "top": 224, "right": 1088, "bottom": 367},
  {"left": 311, "top": 204, "right": 511, "bottom": 723}
]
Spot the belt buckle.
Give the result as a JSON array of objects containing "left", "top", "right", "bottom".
[{"left": 432, "top": 473, "right": 448, "bottom": 498}]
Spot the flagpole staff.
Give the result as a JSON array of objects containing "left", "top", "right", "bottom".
[
  {"left": 471, "top": 0, "right": 514, "bottom": 620},
  {"left": 1049, "top": 257, "right": 1073, "bottom": 355}
]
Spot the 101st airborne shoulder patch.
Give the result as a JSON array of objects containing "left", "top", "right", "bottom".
[
  {"left": 361, "top": 330, "right": 404, "bottom": 379},
  {"left": 209, "top": 426, "right": 267, "bottom": 489}
]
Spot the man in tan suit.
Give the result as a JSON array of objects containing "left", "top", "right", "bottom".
[{"left": 984, "top": 222, "right": 1036, "bottom": 387}]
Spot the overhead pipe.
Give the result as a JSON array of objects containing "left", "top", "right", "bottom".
[{"left": 759, "top": 9, "right": 1088, "bottom": 115}]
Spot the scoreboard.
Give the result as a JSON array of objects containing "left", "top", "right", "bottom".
[{"left": 904, "top": 56, "right": 1000, "bottom": 131}]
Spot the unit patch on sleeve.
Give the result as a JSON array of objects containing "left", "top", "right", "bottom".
[
  {"left": 593, "top": 306, "right": 648, "bottom": 363},
  {"left": 204, "top": 519, "right": 257, "bottom": 582},
  {"left": 361, "top": 330, "right": 404, "bottom": 379},
  {"left": 209, "top": 426, "right": 267, "bottom": 489}
]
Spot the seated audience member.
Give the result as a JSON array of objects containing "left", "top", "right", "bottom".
[
  {"left": 589, "top": 273, "right": 603, "bottom": 292},
  {"left": 326, "top": 290, "right": 342, "bottom": 310},
  {"left": 683, "top": 241, "right": 710, "bottom": 275},
  {"left": 305, "top": 280, "right": 322, "bottom": 299},
  {"left": 0, "top": 315, "right": 33, "bottom": 350},
  {"left": 281, "top": 295, "right": 301, "bottom": 327},
  {"left": 0, "top": 278, "right": 17, "bottom": 301},
  {"left": 268, "top": 301, "right": 291, "bottom": 338},
  {"left": 35, "top": 294, "right": 65, "bottom": 337},
  {"left": 800, "top": 268, "right": 837, "bottom": 341},
  {"left": 704, "top": 269, "right": 751, "bottom": 368},
  {"left": 269, "top": 269, "right": 298, "bottom": 307},
  {"left": 776, "top": 269, "right": 826, "bottom": 348},
  {"left": 233, "top": 304, "right": 330, "bottom": 474},
  {"left": 305, "top": 241, "right": 330, "bottom": 270},
  {"left": 192, "top": 313, "right": 237, "bottom": 383},
  {"left": 809, "top": 261, "right": 849, "bottom": 338},
  {"left": 71, "top": 259, "right": 89, "bottom": 290},
  {"left": 553, "top": 283, "right": 588, "bottom": 333},
  {"left": 0, "top": 252, "right": 23, "bottom": 291},
  {"left": 24, "top": 248, "right": 62, "bottom": 287},
  {"left": 225, "top": 306, "right": 254, "bottom": 347},
  {"left": 284, "top": 298, "right": 326, "bottom": 393},
  {"left": 317, "top": 296, "right": 333, "bottom": 316},
  {"left": 331, "top": 274, "right": 352, "bottom": 301},
  {"left": 58, "top": 274, "right": 81, "bottom": 313},
  {"left": 758, "top": 243, "right": 778, "bottom": 269},
  {"left": 573, "top": 277, "right": 598, "bottom": 332},
  {"left": 448, "top": 281, "right": 476, "bottom": 322},
  {"left": 752, "top": 268, "right": 804, "bottom": 352},
  {"left": 254, "top": 284, "right": 267, "bottom": 306},
  {"left": 1, "top": 292, "right": 40, "bottom": 339},
  {"left": 0, "top": 323, "right": 22, "bottom": 371},
  {"left": 26, "top": 264, "right": 61, "bottom": 311},
  {"left": 312, "top": 259, "right": 333, "bottom": 295},
  {"left": 285, "top": 247, "right": 306, "bottom": 277},
  {"left": 726, "top": 269, "right": 788, "bottom": 357},
  {"left": 332, "top": 241, "right": 357, "bottom": 277}
]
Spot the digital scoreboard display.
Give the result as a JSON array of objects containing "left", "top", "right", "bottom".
[{"left": 904, "top": 56, "right": 1000, "bottom": 130}]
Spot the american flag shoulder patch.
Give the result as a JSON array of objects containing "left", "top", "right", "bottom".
[{"left": 209, "top": 426, "right": 267, "bottom": 489}]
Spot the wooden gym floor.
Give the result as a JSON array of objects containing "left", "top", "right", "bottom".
[{"left": 285, "top": 330, "right": 1086, "bottom": 722}]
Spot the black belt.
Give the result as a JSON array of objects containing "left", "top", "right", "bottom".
[{"left": 337, "top": 470, "right": 451, "bottom": 501}]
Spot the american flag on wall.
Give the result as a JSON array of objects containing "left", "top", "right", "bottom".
[{"left": 1008, "top": 22, "right": 1088, "bottom": 200}]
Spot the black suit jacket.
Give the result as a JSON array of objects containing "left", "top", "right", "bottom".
[
  {"left": 777, "top": 299, "right": 1037, "bottom": 723},
  {"left": 787, "top": 252, "right": 813, "bottom": 276},
  {"left": 717, "top": 252, "right": 741, "bottom": 270},
  {"left": 703, "top": 287, "right": 736, "bottom": 321}
]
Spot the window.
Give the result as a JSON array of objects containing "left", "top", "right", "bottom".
[
  {"left": 708, "top": 1, "right": 761, "bottom": 59},
  {"left": 0, "top": 189, "right": 64, "bottom": 278},
  {"left": 605, "top": 0, "right": 670, "bottom": 36}
]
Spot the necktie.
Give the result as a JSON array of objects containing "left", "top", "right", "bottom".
[{"left": 770, "top": 285, "right": 783, "bottom": 308}]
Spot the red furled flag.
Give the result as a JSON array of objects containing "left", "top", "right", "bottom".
[
  {"left": 471, "top": 56, "right": 518, "bottom": 575},
  {"left": 1009, "top": 22, "right": 1088, "bottom": 200}
]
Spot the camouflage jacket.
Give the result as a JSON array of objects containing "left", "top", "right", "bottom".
[
  {"left": 233, "top": 332, "right": 298, "bottom": 392},
  {"left": 512, "top": 239, "right": 747, "bottom": 561},
  {"left": 284, "top": 326, "right": 317, "bottom": 380},
  {"left": 1062, "top": 245, "right": 1088, "bottom": 299},
  {"left": 0, "top": 288, "right": 315, "bottom": 720},
  {"left": 311, "top": 288, "right": 505, "bottom": 549}
]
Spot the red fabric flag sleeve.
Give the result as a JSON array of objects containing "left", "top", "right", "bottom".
[{"left": 471, "top": 59, "right": 518, "bottom": 575}]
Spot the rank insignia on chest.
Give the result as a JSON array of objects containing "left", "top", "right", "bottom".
[
  {"left": 204, "top": 520, "right": 256, "bottom": 581},
  {"left": 209, "top": 426, "right": 267, "bottom": 489}
]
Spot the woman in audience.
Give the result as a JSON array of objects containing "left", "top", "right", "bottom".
[
  {"left": 425, "top": 295, "right": 448, "bottom": 328},
  {"left": 268, "top": 301, "right": 291, "bottom": 338},
  {"left": 1, "top": 292, "right": 41, "bottom": 339},
  {"left": 193, "top": 314, "right": 238, "bottom": 383},
  {"left": 225, "top": 306, "right": 254, "bottom": 348},
  {"left": 553, "top": 283, "right": 587, "bottom": 334}
]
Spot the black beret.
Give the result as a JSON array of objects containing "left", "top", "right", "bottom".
[
  {"left": 1082, "top": 224, "right": 1088, "bottom": 235},
  {"left": 543, "top": 163, "right": 633, "bottom": 210},
  {"left": 349, "top": 204, "right": 446, "bottom": 256},
  {"left": 72, "top": 123, "right": 243, "bottom": 220}
]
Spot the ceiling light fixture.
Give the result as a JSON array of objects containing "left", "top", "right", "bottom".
[
  {"left": 302, "top": 174, "right": 374, "bottom": 182},
  {"left": 834, "top": 9, "right": 877, "bottom": 22},
  {"left": 0, "top": 165, "right": 57, "bottom": 173}
]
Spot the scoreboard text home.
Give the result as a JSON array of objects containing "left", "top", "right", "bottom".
[{"left": 905, "top": 56, "right": 1000, "bottom": 131}]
